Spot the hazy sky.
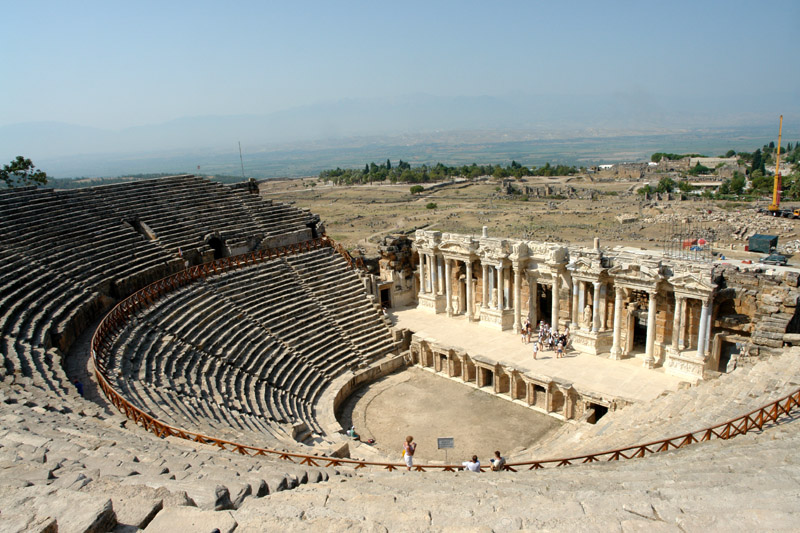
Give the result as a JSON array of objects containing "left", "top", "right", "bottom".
[{"left": 2, "top": 0, "right": 798, "bottom": 130}]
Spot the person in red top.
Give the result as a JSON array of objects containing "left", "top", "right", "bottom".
[{"left": 403, "top": 435, "right": 417, "bottom": 470}]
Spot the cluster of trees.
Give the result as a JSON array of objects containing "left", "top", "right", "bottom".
[
  {"left": 1, "top": 156, "right": 48, "bottom": 188},
  {"left": 637, "top": 176, "right": 694, "bottom": 196},
  {"left": 318, "top": 160, "right": 579, "bottom": 186},
  {"left": 650, "top": 152, "right": 704, "bottom": 163}
]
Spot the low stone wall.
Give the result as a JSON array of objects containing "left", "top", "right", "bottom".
[
  {"left": 408, "top": 335, "right": 630, "bottom": 423},
  {"left": 317, "top": 352, "right": 410, "bottom": 441}
]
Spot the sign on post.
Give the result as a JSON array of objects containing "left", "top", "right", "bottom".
[
  {"left": 437, "top": 437, "right": 454, "bottom": 463},
  {"left": 437, "top": 437, "right": 455, "bottom": 449}
]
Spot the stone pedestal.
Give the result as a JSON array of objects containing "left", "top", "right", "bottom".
[
  {"left": 571, "top": 330, "right": 614, "bottom": 356},
  {"left": 479, "top": 307, "right": 514, "bottom": 331},
  {"left": 664, "top": 348, "right": 705, "bottom": 381},
  {"left": 418, "top": 292, "right": 446, "bottom": 314}
]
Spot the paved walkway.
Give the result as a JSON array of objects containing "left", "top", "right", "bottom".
[{"left": 389, "top": 306, "right": 690, "bottom": 403}]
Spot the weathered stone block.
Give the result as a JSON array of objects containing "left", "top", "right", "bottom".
[{"left": 143, "top": 507, "right": 237, "bottom": 533}]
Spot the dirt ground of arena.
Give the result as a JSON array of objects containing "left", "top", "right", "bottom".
[{"left": 338, "top": 366, "right": 562, "bottom": 465}]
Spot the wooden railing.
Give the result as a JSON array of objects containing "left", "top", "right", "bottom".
[{"left": 91, "top": 238, "right": 800, "bottom": 472}]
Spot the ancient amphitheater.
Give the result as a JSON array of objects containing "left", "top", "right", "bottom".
[{"left": 2, "top": 175, "right": 800, "bottom": 532}]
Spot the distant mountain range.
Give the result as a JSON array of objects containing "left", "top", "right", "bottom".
[{"left": 1, "top": 93, "right": 796, "bottom": 178}]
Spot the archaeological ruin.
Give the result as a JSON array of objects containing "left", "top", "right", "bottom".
[{"left": 2, "top": 175, "right": 800, "bottom": 531}]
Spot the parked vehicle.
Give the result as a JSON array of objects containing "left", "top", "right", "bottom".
[{"left": 759, "top": 254, "right": 788, "bottom": 266}]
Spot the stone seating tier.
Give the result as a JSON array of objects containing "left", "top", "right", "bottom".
[
  {"left": 0, "top": 381, "right": 336, "bottom": 532},
  {"left": 2, "top": 373, "right": 799, "bottom": 531},
  {"left": 531, "top": 347, "right": 800, "bottom": 460},
  {"left": 101, "top": 246, "right": 398, "bottom": 447}
]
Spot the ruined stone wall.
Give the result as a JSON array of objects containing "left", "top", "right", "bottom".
[
  {"left": 377, "top": 235, "right": 417, "bottom": 306},
  {"left": 713, "top": 265, "right": 800, "bottom": 357}
]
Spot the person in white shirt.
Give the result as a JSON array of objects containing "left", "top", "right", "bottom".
[{"left": 462, "top": 455, "right": 481, "bottom": 472}]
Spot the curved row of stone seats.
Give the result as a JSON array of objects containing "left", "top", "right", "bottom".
[
  {"left": 107, "top": 291, "right": 318, "bottom": 444},
  {"left": 0, "top": 381, "right": 337, "bottom": 533},
  {"left": 0, "top": 187, "right": 180, "bottom": 299},
  {"left": 208, "top": 261, "right": 349, "bottom": 372},
  {"left": 0, "top": 189, "right": 182, "bottom": 363},
  {"left": 102, "top": 246, "right": 398, "bottom": 448},
  {"left": 530, "top": 348, "right": 800, "bottom": 460},
  {"left": 235, "top": 189, "right": 318, "bottom": 240},
  {"left": 285, "top": 247, "right": 397, "bottom": 362},
  {"left": 0, "top": 176, "right": 321, "bottom": 404},
  {"left": 0, "top": 247, "right": 106, "bottom": 400},
  {"left": 239, "top": 416, "right": 800, "bottom": 531},
  {"left": 90, "top": 175, "right": 316, "bottom": 260}
]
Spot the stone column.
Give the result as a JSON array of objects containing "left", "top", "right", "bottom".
[
  {"left": 551, "top": 274, "right": 560, "bottom": 329},
  {"left": 437, "top": 255, "right": 443, "bottom": 295},
  {"left": 570, "top": 281, "right": 580, "bottom": 330},
  {"left": 678, "top": 298, "right": 687, "bottom": 350},
  {"left": 428, "top": 253, "right": 439, "bottom": 296},
  {"left": 445, "top": 259, "right": 453, "bottom": 316},
  {"left": 418, "top": 252, "right": 426, "bottom": 294},
  {"left": 489, "top": 266, "right": 495, "bottom": 307},
  {"left": 466, "top": 260, "right": 474, "bottom": 321},
  {"left": 599, "top": 283, "right": 608, "bottom": 331},
  {"left": 671, "top": 295, "right": 684, "bottom": 351},
  {"left": 697, "top": 299, "right": 711, "bottom": 359},
  {"left": 496, "top": 264, "right": 504, "bottom": 310},
  {"left": 529, "top": 275, "right": 538, "bottom": 326},
  {"left": 704, "top": 301, "right": 713, "bottom": 353},
  {"left": 644, "top": 290, "right": 657, "bottom": 368},
  {"left": 578, "top": 281, "right": 586, "bottom": 329},
  {"left": 610, "top": 286, "right": 625, "bottom": 359},
  {"left": 481, "top": 263, "right": 488, "bottom": 308},
  {"left": 592, "top": 281, "right": 601, "bottom": 333},
  {"left": 513, "top": 265, "right": 522, "bottom": 333}
]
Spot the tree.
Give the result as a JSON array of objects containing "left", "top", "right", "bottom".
[
  {"left": 1, "top": 156, "right": 48, "bottom": 188},
  {"left": 386, "top": 159, "right": 391, "bottom": 170},
  {"left": 656, "top": 177, "right": 676, "bottom": 193},
  {"left": 751, "top": 149, "right": 764, "bottom": 174},
  {"left": 425, "top": 202, "right": 437, "bottom": 209},
  {"left": 410, "top": 185, "right": 424, "bottom": 195},
  {"left": 730, "top": 171, "right": 746, "bottom": 195},
  {"left": 725, "top": 149, "right": 736, "bottom": 158},
  {"left": 493, "top": 166, "right": 509, "bottom": 179},
  {"left": 750, "top": 170, "right": 770, "bottom": 193},
  {"left": 688, "top": 162, "right": 711, "bottom": 176}
]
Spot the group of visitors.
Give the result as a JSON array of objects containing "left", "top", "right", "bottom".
[
  {"left": 522, "top": 319, "right": 570, "bottom": 360},
  {"left": 402, "top": 436, "right": 506, "bottom": 472}
]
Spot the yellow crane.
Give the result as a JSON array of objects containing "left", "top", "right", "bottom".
[{"left": 767, "top": 115, "right": 784, "bottom": 213}]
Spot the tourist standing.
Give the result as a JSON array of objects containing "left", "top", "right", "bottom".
[
  {"left": 403, "top": 435, "right": 416, "bottom": 471},
  {"left": 532, "top": 340, "right": 539, "bottom": 360}
]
